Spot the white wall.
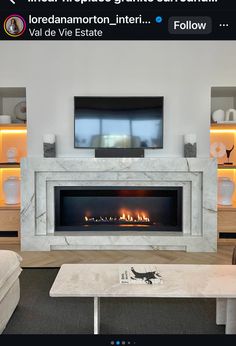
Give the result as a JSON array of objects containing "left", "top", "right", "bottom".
[{"left": 1, "top": 41, "right": 236, "bottom": 158}]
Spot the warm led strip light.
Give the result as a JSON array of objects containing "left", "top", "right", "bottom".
[
  {"left": 0, "top": 130, "right": 27, "bottom": 134},
  {"left": 218, "top": 168, "right": 236, "bottom": 170},
  {"left": 210, "top": 129, "right": 236, "bottom": 134}
]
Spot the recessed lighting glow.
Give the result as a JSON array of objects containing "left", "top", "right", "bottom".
[
  {"left": 210, "top": 129, "right": 236, "bottom": 134},
  {"left": 0, "top": 130, "right": 27, "bottom": 134}
]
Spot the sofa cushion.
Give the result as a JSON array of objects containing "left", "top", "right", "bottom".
[
  {"left": 0, "top": 266, "right": 22, "bottom": 303},
  {"left": 0, "top": 279, "right": 20, "bottom": 334},
  {"left": 0, "top": 250, "right": 22, "bottom": 292}
]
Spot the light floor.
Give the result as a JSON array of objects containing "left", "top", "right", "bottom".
[{"left": 0, "top": 244, "right": 234, "bottom": 267}]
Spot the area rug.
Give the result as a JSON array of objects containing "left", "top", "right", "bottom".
[{"left": 3, "top": 268, "right": 225, "bottom": 334}]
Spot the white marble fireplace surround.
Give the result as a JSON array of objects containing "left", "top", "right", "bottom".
[{"left": 21, "top": 158, "right": 217, "bottom": 252}]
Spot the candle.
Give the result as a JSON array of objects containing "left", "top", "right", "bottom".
[
  {"left": 43, "top": 134, "right": 56, "bottom": 158},
  {"left": 184, "top": 134, "right": 197, "bottom": 145},
  {"left": 43, "top": 134, "right": 55, "bottom": 144},
  {"left": 184, "top": 134, "right": 197, "bottom": 158}
]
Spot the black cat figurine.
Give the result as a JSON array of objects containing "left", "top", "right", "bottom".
[{"left": 225, "top": 145, "right": 234, "bottom": 165}]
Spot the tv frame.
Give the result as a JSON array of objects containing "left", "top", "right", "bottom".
[{"left": 74, "top": 96, "right": 164, "bottom": 154}]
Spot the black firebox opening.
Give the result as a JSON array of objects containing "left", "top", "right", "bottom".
[{"left": 55, "top": 187, "right": 182, "bottom": 232}]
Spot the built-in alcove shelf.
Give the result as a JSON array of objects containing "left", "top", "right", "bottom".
[
  {"left": 0, "top": 87, "right": 27, "bottom": 245},
  {"left": 0, "top": 201, "right": 20, "bottom": 210},
  {"left": 218, "top": 201, "right": 236, "bottom": 211},
  {"left": 0, "top": 124, "right": 26, "bottom": 130},
  {"left": 210, "top": 87, "right": 236, "bottom": 245},
  {"left": 218, "top": 200, "right": 236, "bottom": 244},
  {"left": 218, "top": 165, "right": 236, "bottom": 169},
  {"left": 0, "top": 163, "right": 20, "bottom": 168},
  {"left": 211, "top": 123, "right": 236, "bottom": 129}
]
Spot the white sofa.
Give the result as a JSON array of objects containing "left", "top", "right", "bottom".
[{"left": 0, "top": 250, "right": 22, "bottom": 333}]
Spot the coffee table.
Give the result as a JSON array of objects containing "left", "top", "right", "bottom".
[{"left": 49, "top": 264, "right": 236, "bottom": 334}]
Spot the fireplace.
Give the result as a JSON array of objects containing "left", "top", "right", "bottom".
[
  {"left": 54, "top": 187, "right": 183, "bottom": 232},
  {"left": 21, "top": 158, "right": 217, "bottom": 251}
]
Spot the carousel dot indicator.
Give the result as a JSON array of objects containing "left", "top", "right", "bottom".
[{"left": 155, "top": 16, "right": 163, "bottom": 24}]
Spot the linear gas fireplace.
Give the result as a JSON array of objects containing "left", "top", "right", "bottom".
[{"left": 54, "top": 187, "right": 183, "bottom": 232}]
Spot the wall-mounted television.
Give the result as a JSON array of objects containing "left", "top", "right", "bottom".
[{"left": 74, "top": 97, "right": 164, "bottom": 152}]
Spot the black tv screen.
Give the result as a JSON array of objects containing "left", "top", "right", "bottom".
[{"left": 74, "top": 97, "right": 163, "bottom": 149}]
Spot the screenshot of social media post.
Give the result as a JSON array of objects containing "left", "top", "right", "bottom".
[{"left": 1, "top": 0, "right": 236, "bottom": 344}]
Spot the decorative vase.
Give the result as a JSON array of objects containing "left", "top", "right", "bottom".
[
  {"left": 7, "top": 147, "right": 18, "bottom": 163},
  {"left": 3, "top": 176, "right": 20, "bottom": 205},
  {"left": 218, "top": 177, "right": 235, "bottom": 206},
  {"left": 212, "top": 109, "right": 225, "bottom": 123},
  {"left": 225, "top": 109, "right": 236, "bottom": 122}
]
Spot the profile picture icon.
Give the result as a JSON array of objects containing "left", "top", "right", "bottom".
[{"left": 4, "top": 14, "right": 26, "bottom": 37}]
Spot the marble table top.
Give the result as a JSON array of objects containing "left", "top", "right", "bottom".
[{"left": 50, "top": 264, "right": 236, "bottom": 299}]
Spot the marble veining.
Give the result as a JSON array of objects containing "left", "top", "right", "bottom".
[{"left": 20, "top": 157, "right": 217, "bottom": 252}]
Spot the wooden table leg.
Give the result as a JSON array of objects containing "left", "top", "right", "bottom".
[
  {"left": 225, "top": 298, "right": 236, "bottom": 334},
  {"left": 94, "top": 297, "right": 100, "bottom": 334}
]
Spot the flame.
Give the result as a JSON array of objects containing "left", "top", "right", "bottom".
[
  {"left": 119, "top": 212, "right": 149, "bottom": 222},
  {"left": 84, "top": 210, "right": 150, "bottom": 223}
]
